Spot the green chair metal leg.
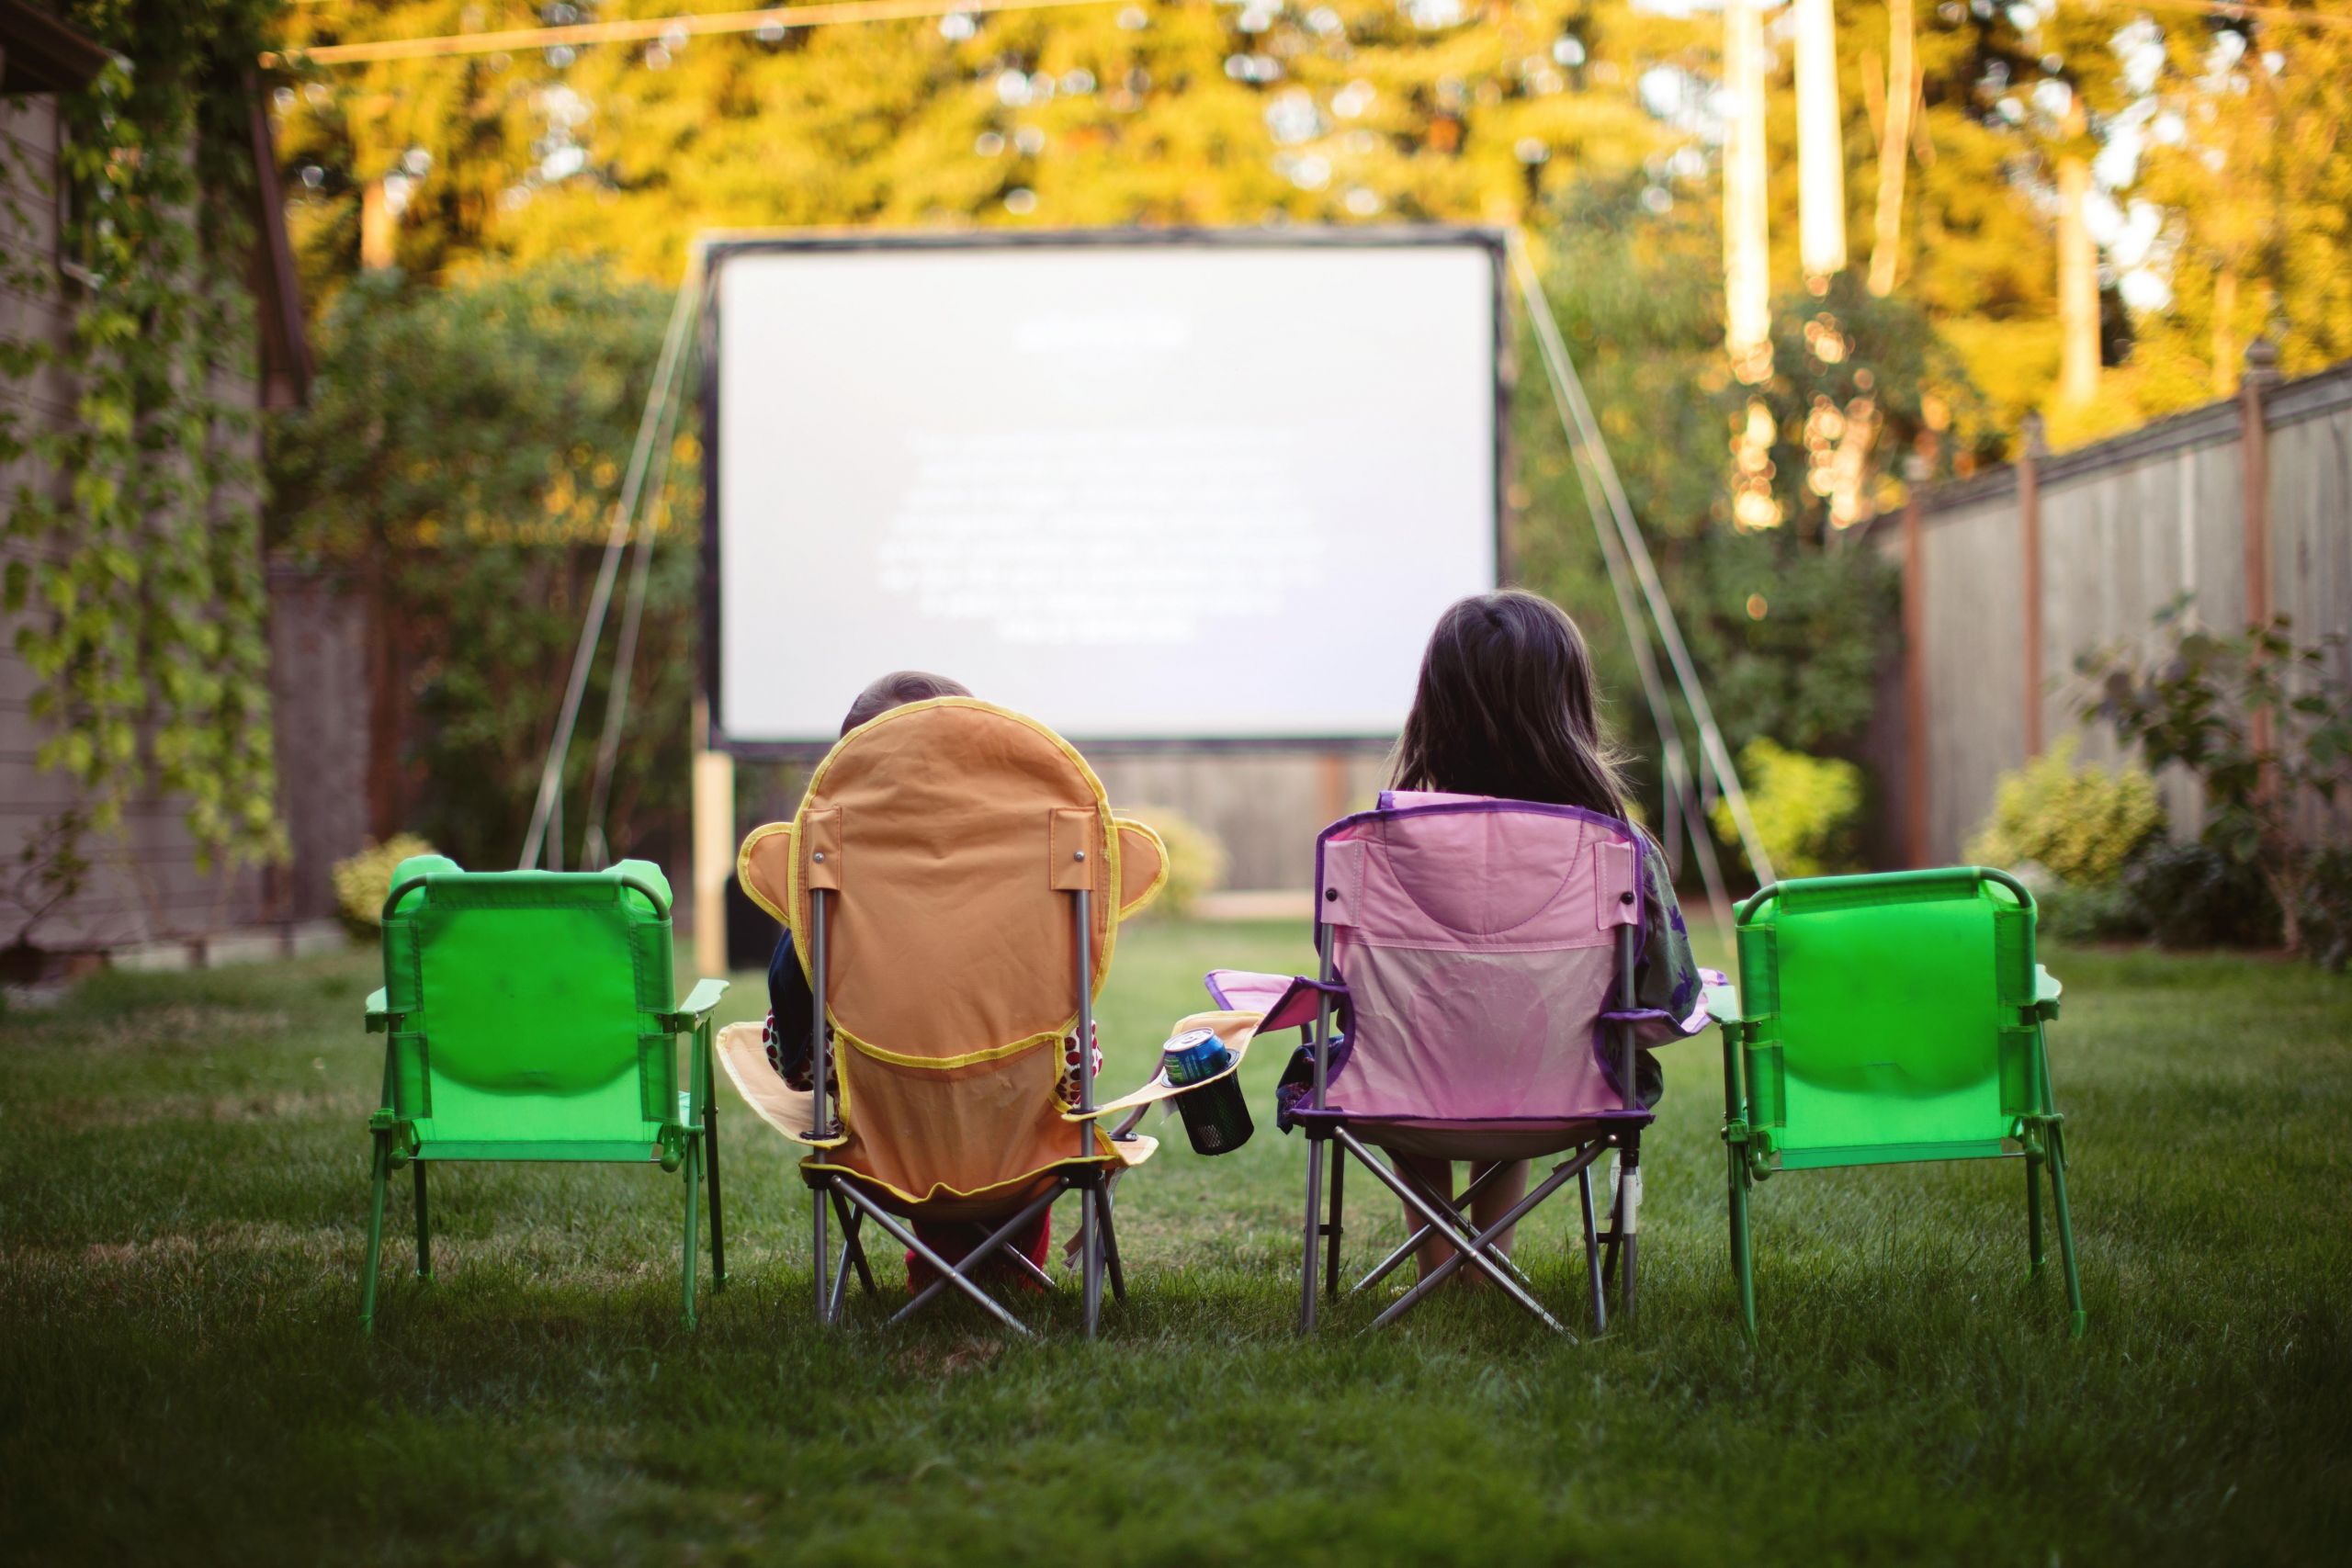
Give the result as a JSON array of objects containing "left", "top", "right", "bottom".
[
  {"left": 2045, "top": 1122, "right": 2086, "bottom": 1337},
  {"left": 413, "top": 1160, "right": 433, "bottom": 1280},
  {"left": 699, "top": 1022, "right": 726, "bottom": 1292},
  {"left": 361, "top": 1132, "right": 391, "bottom": 1333},
  {"left": 703, "top": 1103, "right": 726, "bottom": 1292},
  {"left": 1722, "top": 1025, "right": 1758, "bottom": 1343},
  {"left": 2025, "top": 1150, "right": 2045, "bottom": 1278},
  {"left": 681, "top": 1135, "right": 702, "bottom": 1329},
  {"left": 1728, "top": 1145, "right": 1757, "bottom": 1342}
]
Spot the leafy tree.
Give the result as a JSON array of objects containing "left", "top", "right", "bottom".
[
  {"left": 2117, "top": 11, "right": 2352, "bottom": 415},
  {"left": 268, "top": 1, "right": 1709, "bottom": 295},
  {"left": 1509, "top": 182, "right": 1938, "bottom": 840},
  {"left": 267, "top": 266, "right": 695, "bottom": 867},
  {"left": 253, "top": 0, "right": 2352, "bottom": 885}
]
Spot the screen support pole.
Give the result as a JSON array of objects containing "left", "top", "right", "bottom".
[{"left": 691, "top": 695, "right": 734, "bottom": 980}]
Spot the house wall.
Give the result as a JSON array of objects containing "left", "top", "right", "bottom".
[{"left": 0, "top": 98, "right": 356, "bottom": 953}]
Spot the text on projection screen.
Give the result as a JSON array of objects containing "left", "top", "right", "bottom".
[{"left": 715, "top": 243, "right": 1498, "bottom": 744}]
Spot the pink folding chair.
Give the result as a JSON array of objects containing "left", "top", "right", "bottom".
[{"left": 1214, "top": 791, "right": 1701, "bottom": 1336}]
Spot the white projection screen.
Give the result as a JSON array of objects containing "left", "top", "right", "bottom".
[{"left": 704, "top": 231, "right": 1503, "bottom": 750}]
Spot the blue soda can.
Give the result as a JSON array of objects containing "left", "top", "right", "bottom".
[
  {"left": 1160, "top": 1028, "right": 1231, "bottom": 1085},
  {"left": 1160, "top": 1027, "right": 1254, "bottom": 1156}
]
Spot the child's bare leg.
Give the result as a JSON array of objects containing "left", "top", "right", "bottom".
[
  {"left": 1394, "top": 1153, "right": 1456, "bottom": 1280},
  {"left": 1467, "top": 1159, "right": 1531, "bottom": 1263}
]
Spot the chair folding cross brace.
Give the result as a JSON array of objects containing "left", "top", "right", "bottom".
[
  {"left": 1292, "top": 922, "right": 1647, "bottom": 1338},
  {"left": 796, "top": 877, "right": 1134, "bottom": 1338}
]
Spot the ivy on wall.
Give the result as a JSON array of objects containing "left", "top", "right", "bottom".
[{"left": 0, "top": 2, "right": 288, "bottom": 941}]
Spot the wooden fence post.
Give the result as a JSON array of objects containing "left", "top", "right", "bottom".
[
  {"left": 1901, "top": 452, "right": 1931, "bottom": 868},
  {"left": 2018, "top": 412, "right": 2046, "bottom": 758},
  {"left": 365, "top": 564, "right": 402, "bottom": 841},
  {"left": 2239, "top": 337, "right": 2281, "bottom": 779},
  {"left": 691, "top": 696, "right": 734, "bottom": 979},
  {"left": 2240, "top": 337, "right": 2279, "bottom": 760}
]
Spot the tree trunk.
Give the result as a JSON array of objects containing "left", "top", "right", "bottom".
[
  {"left": 1795, "top": 0, "right": 1848, "bottom": 286},
  {"left": 2057, "top": 105, "right": 2099, "bottom": 407},
  {"left": 1869, "top": 0, "right": 1916, "bottom": 297},
  {"left": 2057, "top": 154, "right": 2099, "bottom": 405},
  {"left": 2211, "top": 267, "right": 2240, "bottom": 398},
  {"left": 360, "top": 179, "right": 397, "bottom": 273},
  {"left": 1724, "top": 0, "right": 1772, "bottom": 381}
]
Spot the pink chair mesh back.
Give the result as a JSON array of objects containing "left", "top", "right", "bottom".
[{"left": 1318, "top": 792, "right": 1641, "bottom": 1122}]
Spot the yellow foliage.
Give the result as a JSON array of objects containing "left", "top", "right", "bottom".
[
  {"left": 333, "top": 834, "right": 437, "bottom": 930},
  {"left": 1711, "top": 739, "right": 1863, "bottom": 881},
  {"left": 1123, "top": 807, "right": 1226, "bottom": 919},
  {"left": 1966, "top": 737, "right": 2165, "bottom": 888}
]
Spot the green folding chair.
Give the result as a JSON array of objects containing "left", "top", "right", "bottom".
[
  {"left": 1711, "top": 867, "right": 2084, "bottom": 1339},
  {"left": 359, "top": 855, "right": 729, "bottom": 1332}
]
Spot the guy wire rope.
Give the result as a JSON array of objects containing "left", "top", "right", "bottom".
[
  {"left": 1506, "top": 230, "right": 1776, "bottom": 889},
  {"left": 519, "top": 261, "right": 701, "bottom": 870},
  {"left": 1508, "top": 240, "right": 1735, "bottom": 923},
  {"left": 580, "top": 270, "right": 707, "bottom": 869}
]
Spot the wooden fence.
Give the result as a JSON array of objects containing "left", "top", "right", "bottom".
[{"left": 1876, "top": 351, "right": 2352, "bottom": 867}]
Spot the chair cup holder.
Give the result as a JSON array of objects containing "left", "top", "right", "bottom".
[{"left": 1171, "top": 1074, "right": 1254, "bottom": 1156}]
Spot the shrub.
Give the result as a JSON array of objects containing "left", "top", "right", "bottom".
[
  {"left": 2299, "top": 849, "right": 2352, "bottom": 974},
  {"left": 2078, "top": 601, "right": 2351, "bottom": 959},
  {"left": 1711, "top": 739, "right": 1863, "bottom": 880},
  {"left": 2011, "top": 862, "right": 2150, "bottom": 944},
  {"left": 333, "top": 835, "right": 437, "bottom": 932},
  {"left": 1965, "top": 737, "right": 2165, "bottom": 887},
  {"left": 1125, "top": 808, "right": 1226, "bottom": 919},
  {"left": 2122, "top": 841, "right": 2280, "bottom": 952}
]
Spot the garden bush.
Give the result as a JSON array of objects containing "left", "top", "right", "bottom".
[
  {"left": 2122, "top": 841, "right": 2280, "bottom": 952},
  {"left": 2298, "top": 848, "right": 2352, "bottom": 973},
  {"left": 332, "top": 834, "right": 436, "bottom": 932},
  {"left": 2078, "top": 601, "right": 2350, "bottom": 961},
  {"left": 1966, "top": 737, "right": 2165, "bottom": 888},
  {"left": 2011, "top": 863, "right": 2151, "bottom": 944},
  {"left": 1710, "top": 738, "right": 1863, "bottom": 880},
  {"left": 1125, "top": 808, "right": 1226, "bottom": 919},
  {"left": 270, "top": 266, "right": 692, "bottom": 872}
]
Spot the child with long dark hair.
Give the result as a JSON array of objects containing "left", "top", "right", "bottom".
[{"left": 1384, "top": 589, "right": 1703, "bottom": 1281}]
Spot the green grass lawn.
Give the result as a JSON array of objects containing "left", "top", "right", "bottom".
[{"left": 2, "top": 919, "right": 2348, "bottom": 1565}]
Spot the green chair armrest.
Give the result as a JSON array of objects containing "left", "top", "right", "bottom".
[
  {"left": 2033, "top": 964, "right": 2063, "bottom": 1022},
  {"left": 366, "top": 987, "right": 394, "bottom": 1034},
  {"left": 661, "top": 976, "right": 729, "bottom": 1032}
]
